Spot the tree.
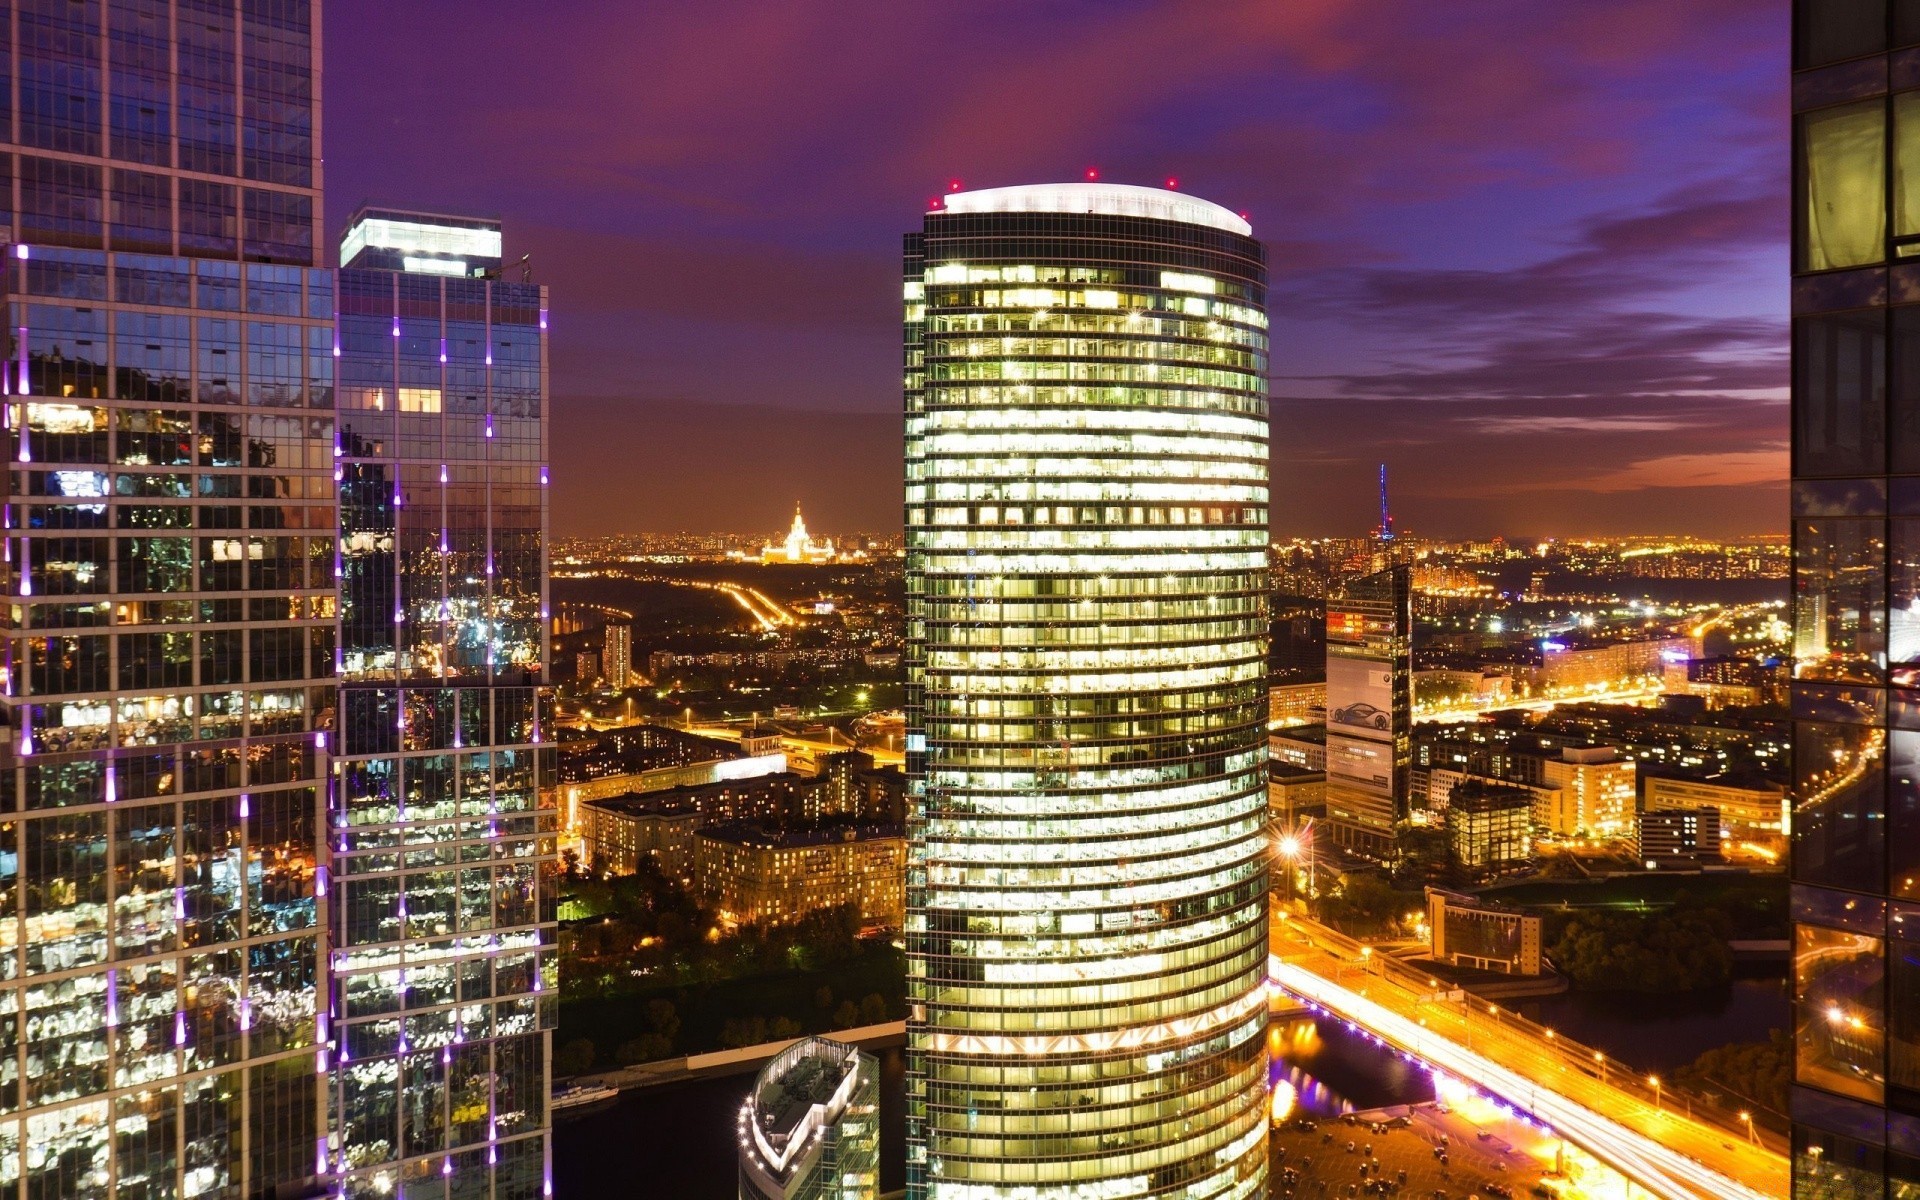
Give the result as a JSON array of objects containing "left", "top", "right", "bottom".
[
  {"left": 645, "top": 999, "right": 681, "bottom": 1043},
  {"left": 720, "top": 1016, "right": 770, "bottom": 1049},
  {"left": 768, "top": 1016, "right": 801, "bottom": 1041},
  {"left": 858, "top": 993, "right": 889, "bottom": 1025},
  {"left": 832, "top": 1000, "right": 860, "bottom": 1028},
  {"left": 555, "top": 1038, "right": 596, "bottom": 1077},
  {"left": 1674, "top": 1030, "right": 1789, "bottom": 1115},
  {"left": 814, "top": 985, "right": 835, "bottom": 1012},
  {"left": 1549, "top": 901, "right": 1734, "bottom": 992},
  {"left": 615, "top": 1034, "right": 674, "bottom": 1065}
]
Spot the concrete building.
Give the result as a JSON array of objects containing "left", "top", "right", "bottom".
[
  {"left": 1539, "top": 745, "right": 1637, "bottom": 838},
  {"left": 1271, "top": 725, "right": 1328, "bottom": 772},
  {"left": 1425, "top": 888, "right": 1544, "bottom": 975},
  {"left": 697, "top": 822, "right": 906, "bottom": 928},
  {"left": 1268, "top": 680, "right": 1326, "bottom": 727},
  {"left": 580, "top": 792, "right": 703, "bottom": 877},
  {"left": 1636, "top": 807, "right": 1724, "bottom": 869},
  {"left": 1643, "top": 772, "right": 1788, "bottom": 842},
  {"left": 603, "top": 622, "right": 634, "bottom": 687},
  {"left": 1269, "top": 762, "right": 1327, "bottom": 826},
  {"left": 739, "top": 1037, "right": 879, "bottom": 1200},
  {"left": 1445, "top": 783, "right": 1534, "bottom": 870}
]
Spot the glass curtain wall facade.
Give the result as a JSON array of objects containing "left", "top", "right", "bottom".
[
  {"left": 0, "top": 3, "right": 329, "bottom": 1198},
  {"left": 903, "top": 183, "right": 1271, "bottom": 1200},
  {"left": 1321, "top": 565, "right": 1411, "bottom": 854},
  {"left": 327, "top": 265, "right": 553, "bottom": 1200},
  {"left": 1792, "top": 4, "right": 1920, "bottom": 1197}
]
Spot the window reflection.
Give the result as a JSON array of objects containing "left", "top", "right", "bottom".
[
  {"left": 1797, "top": 518, "right": 1887, "bottom": 682},
  {"left": 1798, "top": 922, "right": 1888, "bottom": 1103},
  {"left": 1797, "top": 312, "right": 1886, "bottom": 477},
  {"left": 1796, "top": 722, "right": 1887, "bottom": 889}
]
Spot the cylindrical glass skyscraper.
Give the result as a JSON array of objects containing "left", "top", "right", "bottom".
[{"left": 903, "top": 183, "right": 1271, "bottom": 1200}]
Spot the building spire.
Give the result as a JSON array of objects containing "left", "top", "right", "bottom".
[{"left": 1377, "top": 463, "right": 1394, "bottom": 543}]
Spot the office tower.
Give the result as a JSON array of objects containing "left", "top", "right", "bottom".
[
  {"left": 601, "top": 623, "right": 631, "bottom": 689},
  {"left": 737, "top": 1037, "right": 879, "bottom": 1200},
  {"left": 903, "top": 183, "right": 1271, "bottom": 1200},
  {"left": 339, "top": 206, "right": 504, "bottom": 279},
  {"left": 1322, "top": 565, "right": 1411, "bottom": 854},
  {"left": 328, "top": 221, "right": 553, "bottom": 1198},
  {"left": 0, "top": 3, "right": 330, "bottom": 1197},
  {"left": 1791, "top": 4, "right": 1920, "bottom": 1195}
]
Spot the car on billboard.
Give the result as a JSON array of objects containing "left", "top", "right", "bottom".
[{"left": 1331, "top": 701, "right": 1390, "bottom": 730}]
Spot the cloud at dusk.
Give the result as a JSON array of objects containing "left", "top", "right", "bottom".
[{"left": 323, "top": 0, "right": 1788, "bottom": 539}]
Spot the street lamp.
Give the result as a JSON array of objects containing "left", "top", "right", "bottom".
[
  {"left": 1739, "top": 1111, "right": 1758, "bottom": 1145},
  {"left": 1593, "top": 1051, "right": 1607, "bottom": 1085},
  {"left": 1649, "top": 1075, "right": 1661, "bottom": 1113}
]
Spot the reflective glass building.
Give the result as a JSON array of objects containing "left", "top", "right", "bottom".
[
  {"left": 326, "top": 245, "right": 553, "bottom": 1198},
  {"left": 903, "top": 183, "right": 1271, "bottom": 1200},
  {"left": 1791, "top": 4, "right": 1920, "bottom": 1196},
  {"left": 0, "top": 5, "right": 553, "bottom": 1198},
  {"left": 1322, "top": 564, "right": 1410, "bottom": 855},
  {"left": 0, "top": 3, "right": 329, "bottom": 1196}
]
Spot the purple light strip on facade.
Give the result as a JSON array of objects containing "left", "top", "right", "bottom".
[
  {"left": 106, "top": 968, "right": 118, "bottom": 1026},
  {"left": 104, "top": 765, "right": 115, "bottom": 803},
  {"left": 238, "top": 792, "right": 249, "bottom": 819}
]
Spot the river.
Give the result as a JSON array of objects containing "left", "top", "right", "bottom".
[{"left": 555, "top": 978, "right": 1786, "bottom": 1197}]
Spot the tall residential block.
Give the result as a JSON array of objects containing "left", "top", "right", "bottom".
[
  {"left": 601, "top": 623, "right": 630, "bottom": 690},
  {"left": 1790, "top": 3, "right": 1920, "bottom": 1195},
  {"left": 903, "top": 182, "right": 1272, "bottom": 1200}
]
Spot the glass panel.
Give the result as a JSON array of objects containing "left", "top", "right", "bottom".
[
  {"left": 1804, "top": 100, "right": 1889, "bottom": 271},
  {"left": 1797, "top": 517, "right": 1888, "bottom": 682},
  {"left": 1794, "top": 720, "right": 1887, "bottom": 889},
  {"left": 1796, "top": 1123, "right": 1888, "bottom": 1199},
  {"left": 1798, "top": 309, "right": 1887, "bottom": 477},
  {"left": 1891, "top": 307, "right": 1920, "bottom": 470},
  {"left": 1796, "top": 921, "right": 1887, "bottom": 1103},
  {"left": 1799, "top": 0, "right": 1889, "bottom": 67}
]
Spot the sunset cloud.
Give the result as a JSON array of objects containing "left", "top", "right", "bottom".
[{"left": 325, "top": 0, "right": 1787, "bottom": 538}]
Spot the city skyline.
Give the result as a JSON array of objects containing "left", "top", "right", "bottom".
[{"left": 320, "top": 0, "right": 1785, "bottom": 540}]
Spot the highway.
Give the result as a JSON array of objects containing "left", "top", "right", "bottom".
[
  {"left": 1270, "top": 914, "right": 1789, "bottom": 1200},
  {"left": 1412, "top": 680, "right": 1670, "bottom": 724}
]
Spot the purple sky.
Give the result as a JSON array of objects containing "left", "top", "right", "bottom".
[{"left": 324, "top": 0, "right": 1786, "bottom": 541}]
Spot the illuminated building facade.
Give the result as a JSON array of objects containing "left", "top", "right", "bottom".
[
  {"left": 1443, "top": 783, "right": 1532, "bottom": 870},
  {"left": 327, "top": 235, "right": 554, "bottom": 1197},
  {"left": 339, "top": 207, "right": 504, "bottom": 279},
  {"left": 1323, "top": 565, "right": 1411, "bottom": 852},
  {"left": 0, "top": 3, "right": 331, "bottom": 1196},
  {"left": 903, "top": 183, "right": 1271, "bottom": 1200},
  {"left": 695, "top": 822, "right": 906, "bottom": 929},
  {"left": 761, "top": 504, "right": 837, "bottom": 564},
  {"left": 1790, "top": 6, "right": 1920, "bottom": 1194},
  {"left": 601, "top": 623, "right": 631, "bottom": 688},
  {"left": 738, "top": 1037, "right": 879, "bottom": 1200},
  {"left": 1424, "top": 889, "right": 1542, "bottom": 976}
]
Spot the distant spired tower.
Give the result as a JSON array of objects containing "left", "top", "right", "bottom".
[
  {"left": 1375, "top": 463, "right": 1395, "bottom": 543},
  {"left": 763, "top": 503, "right": 836, "bottom": 563}
]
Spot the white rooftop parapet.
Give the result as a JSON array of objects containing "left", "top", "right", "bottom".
[{"left": 939, "top": 182, "right": 1251, "bottom": 236}]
